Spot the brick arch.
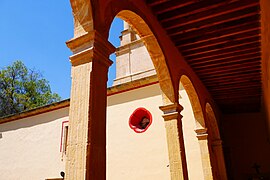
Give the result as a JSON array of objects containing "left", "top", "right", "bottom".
[
  {"left": 180, "top": 75, "right": 205, "bottom": 129},
  {"left": 110, "top": 10, "right": 176, "bottom": 104}
]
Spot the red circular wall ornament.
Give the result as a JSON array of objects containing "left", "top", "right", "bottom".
[{"left": 129, "top": 107, "right": 152, "bottom": 133}]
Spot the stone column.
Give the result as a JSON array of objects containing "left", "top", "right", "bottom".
[
  {"left": 65, "top": 31, "right": 115, "bottom": 180},
  {"left": 159, "top": 103, "right": 188, "bottom": 180},
  {"left": 212, "top": 139, "right": 228, "bottom": 180},
  {"left": 195, "top": 128, "right": 214, "bottom": 180}
]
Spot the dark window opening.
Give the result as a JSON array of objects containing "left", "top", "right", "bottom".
[
  {"left": 139, "top": 117, "right": 150, "bottom": 129},
  {"left": 129, "top": 107, "right": 152, "bottom": 133}
]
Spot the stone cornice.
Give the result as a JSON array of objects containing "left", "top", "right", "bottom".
[
  {"left": 69, "top": 47, "right": 93, "bottom": 66},
  {"left": 66, "top": 32, "right": 94, "bottom": 53},
  {"left": 115, "top": 39, "right": 144, "bottom": 56},
  {"left": 66, "top": 31, "right": 115, "bottom": 66},
  {"left": 159, "top": 103, "right": 183, "bottom": 121},
  {"left": 121, "top": 28, "right": 131, "bottom": 35},
  {"left": 162, "top": 112, "right": 181, "bottom": 121},
  {"left": 195, "top": 128, "right": 208, "bottom": 140},
  {"left": 159, "top": 103, "right": 183, "bottom": 114},
  {"left": 69, "top": 47, "right": 113, "bottom": 67},
  {"left": 0, "top": 99, "right": 70, "bottom": 125}
]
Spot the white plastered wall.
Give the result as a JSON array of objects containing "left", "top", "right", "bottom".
[
  {"left": 0, "top": 84, "right": 204, "bottom": 180},
  {"left": 107, "top": 84, "right": 170, "bottom": 180},
  {"left": 0, "top": 107, "right": 69, "bottom": 180},
  {"left": 106, "top": 83, "right": 204, "bottom": 180},
  {"left": 179, "top": 88, "right": 204, "bottom": 180}
]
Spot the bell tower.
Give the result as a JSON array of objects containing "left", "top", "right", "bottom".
[{"left": 113, "top": 21, "right": 156, "bottom": 86}]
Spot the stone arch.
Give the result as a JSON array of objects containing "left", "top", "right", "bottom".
[
  {"left": 205, "top": 102, "right": 228, "bottom": 180},
  {"left": 180, "top": 75, "right": 218, "bottom": 179},
  {"left": 108, "top": 10, "right": 176, "bottom": 104},
  {"left": 70, "top": 0, "right": 94, "bottom": 38},
  {"left": 205, "top": 103, "right": 221, "bottom": 140},
  {"left": 180, "top": 75, "right": 205, "bottom": 129}
]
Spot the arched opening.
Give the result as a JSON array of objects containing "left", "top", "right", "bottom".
[
  {"left": 205, "top": 103, "right": 227, "bottom": 180},
  {"left": 105, "top": 14, "right": 172, "bottom": 179},
  {"left": 179, "top": 75, "right": 205, "bottom": 179},
  {"left": 66, "top": 2, "right": 177, "bottom": 178},
  {"left": 116, "top": 10, "right": 175, "bottom": 105},
  {"left": 107, "top": 17, "right": 123, "bottom": 87},
  {"left": 180, "top": 75, "right": 205, "bottom": 129},
  {"left": 179, "top": 75, "right": 219, "bottom": 179}
]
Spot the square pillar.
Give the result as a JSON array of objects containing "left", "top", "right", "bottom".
[
  {"left": 212, "top": 139, "right": 228, "bottom": 180},
  {"left": 65, "top": 31, "right": 115, "bottom": 180},
  {"left": 195, "top": 128, "right": 214, "bottom": 180},
  {"left": 159, "top": 103, "right": 188, "bottom": 180}
]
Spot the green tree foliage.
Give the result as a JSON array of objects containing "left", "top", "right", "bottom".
[{"left": 0, "top": 61, "right": 61, "bottom": 117}]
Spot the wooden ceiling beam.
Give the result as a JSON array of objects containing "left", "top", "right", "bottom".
[
  {"left": 211, "top": 89, "right": 261, "bottom": 96},
  {"left": 183, "top": 39, "right": 260, "bottom": 57},
  {"left": 152, "top": 0, "right": 195, "bottom": 15},
  {"left": 167, "top": 9, "right": 259, "bottom": 37},
  {"left": 182, "top": 36, "right": 259, "bottom": 55},
  {"left": 158, "top": 0, "right": 235, "bottom": 22},
  {"left": 200, "top": 73, "right": 261, "bottom": 83},
  {"left": 189, "top": 49, "right": 260, "bottom": 66},
  {"left": 197, "top": 69, "right": 261, "bottom": 79},
  {"left": 164, "top": 1, "right": 259, "bottom": 30},
  {"left": 196, "top": 65, "right": 261, "bottom": 77},
  {"left": 184, "top": 42, "right": 260, "bottom": 62},
  {"left": 146, "top": 0, "right": 170, "bottom": 7},
  {"left": 208, "top": 83, "right": 261, "bottom": 91},
  {"left": 178, "top": 30, "right": 260, "bottom": 51},
  {"left": 204, "top": 78, "right": 261, "bottom": 87},
  {"left": 175, "top": 17, "right": 259, "bottom": 47},
  {"left": 195, "top": 61, "right": 261, "bottom": 74},
  {"left": 191, "top": 55, "right": 261, "bottom": 69},
  {"left": 174, "top": 23, "right": 260, "bottom": 47},
  {"left": 187, "top": 46, "right": 260, "bottom": 63},
  {"left": 146, "top": 0, "right": 262, "bottom": 113},
  {"left": 213, "top": 93, "right": 261, "bottom": 99},
  {"left": 214, "top": 95, "right": 262, "bottom": 101}
]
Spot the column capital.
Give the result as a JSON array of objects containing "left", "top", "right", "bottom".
[
  {"left": 195, "top": 128, "right": 208, "bottom": 140},
  {"left": 66, "top": 31, "right": 115, "bottom": 66},
  {"left": 159, "top": 103, "right": 183, "bottom": 121},
  {"left": 159, "top": 103, "right": 183, "bottom": 113}
]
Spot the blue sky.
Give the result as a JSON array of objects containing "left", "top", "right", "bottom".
[{"left": 0, "top": 0, "right": 122, "bottom": 100}]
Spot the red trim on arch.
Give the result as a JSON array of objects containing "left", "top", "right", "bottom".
[{"left": 129, "top": 107, "right": 152, "bottom": 133}]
